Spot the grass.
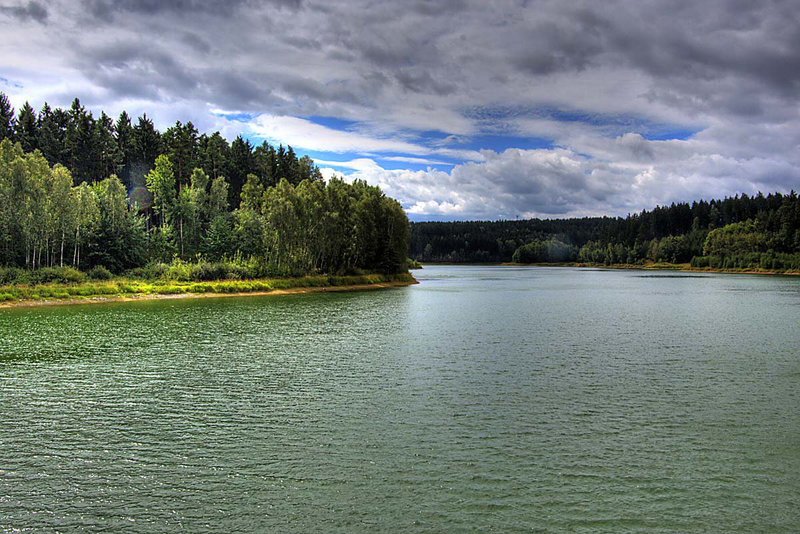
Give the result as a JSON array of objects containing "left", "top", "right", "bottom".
[{"left": 0, "top": 272, "right": 416, "bottom": 305}]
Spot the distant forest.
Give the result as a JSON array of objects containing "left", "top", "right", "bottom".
[
  {"left": 411, "top": 191, "right": 800, "bottom": 270},
  {"left": 0, "top": 93, "right": 409, "bottom": 276}
]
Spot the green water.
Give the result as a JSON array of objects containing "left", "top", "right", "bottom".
[{"left": 1, "top": 265, "right": 799, "bottom": 532}]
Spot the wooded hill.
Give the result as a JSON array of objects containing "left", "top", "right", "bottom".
[{"left": 411, "top": 191, "right": 800, "bottom": 271}]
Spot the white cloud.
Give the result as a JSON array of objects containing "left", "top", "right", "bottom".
[
  {"left": 2, "top": 0, "right": 799, "bottom": 220},
  {"left": 382, "top": 156, "right": 453, "bottom": 166},
  {"left": 314, "top": 158, "right": 383, "bottom": 172},
  {"left": 333, "top": 133, "right": 800, "bottom": 220},
  {"left": 246, "top": 114, "right": 485, "bottom": 161},
  {"left": 248, "top": 114, "right": 429, "bottom": 155}
]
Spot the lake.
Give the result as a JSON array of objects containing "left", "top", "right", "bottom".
[{"left": 1, "top": 265, "right": 799, "bottom": 532}]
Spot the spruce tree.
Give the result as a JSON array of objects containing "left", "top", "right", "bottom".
[
  {"left": 0, "top": 92, "right": 13, "bottom": 141},
  {"left": 15, "top": 101, "right": 38, "bottom": 153}
]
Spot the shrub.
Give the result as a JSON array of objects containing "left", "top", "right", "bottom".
[
  {"left": 0, "top": 267, "right": 26, "bottom": 285},
  {"left": 28, "top": 267, "right": 86, "bottom": 285},
  {"left": 125, "top": 263, "right": 169, "bottom": 281},
  {"left": 192, "top": 262, "right": 229, "bottom": 281},
  {"left": 88, "top": 265, "right": 113, "bottom": 280}
]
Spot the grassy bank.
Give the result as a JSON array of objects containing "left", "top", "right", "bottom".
[
  {"left": 502, "top": 261, "right": 800, "bottom": 275},
  {"left": 0, "top": 272, "right": 417, "bottom": 306}
]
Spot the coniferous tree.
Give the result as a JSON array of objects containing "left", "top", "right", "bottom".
[
  {"left": 89, "top": 175, "right": 146, "bottom": 272},
  {"left": 114, "top": 111, "right": 135, "bottom": 188},
  {"left": 15, "top": 102, "right": 38, "bottom": 153},
  {"left": 199, "top": 131, "right": 229, "bottom": 180},
  {"left": 0, "top": 93, "right": 13, "bottom": 141},
  {"left": 163, "top": 120, "right": 198, "bottom": 188},
  {"left": 228, "top": 135, "right": 254, "bottom": 207},
  {"left": 37, "top": 103, "right": 63, "bottom": 165},
  {"left": 64, "top": 98, "right": 96, "bottom": 184},
  {"left": 95, "top": 111, "right": 118, "bottom": 181},
  {"left": 132, "top": 113, "right": 161, "bottom": 171},
  {"left": 254, "top": 141, "right": 278, "bottom": 187}
]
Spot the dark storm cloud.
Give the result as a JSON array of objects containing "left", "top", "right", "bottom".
[
  {"left": 9, "top": 0, "right": 799, "bottom": 120},
  {"left": 394, "top": 69, "right": 456, "bottom": 96},
  {"left": 511, "top": 9, "right": 607, "bottom": 75},
  {"left": 598, "top": 1, "right": 800, "bottom": 100},
  {"left": 0, "top": 0, "right": 47, "bottom": 22},
  {"left": 83, "top": 0, "right": 276, "bottom": 21},
  {"left": 180, "top": 32, "right": 211, "bottom": 54},
  {"left": 76, "top": 40, "right": 199, "bottom": 98}
]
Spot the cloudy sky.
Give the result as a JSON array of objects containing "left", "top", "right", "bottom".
[{"left": 1, "top": 0, "right": 799, "bottom": 220}]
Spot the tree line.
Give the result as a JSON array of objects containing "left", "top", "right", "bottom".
[
  {"left": 0, "top": 93, "right": 409, "bottom": 276},
  {"left": 412, "top": 191, "right": 800, "bottom": 270},
  {"left": 0, "top": 92, "right": 322, "bottom": 207}
]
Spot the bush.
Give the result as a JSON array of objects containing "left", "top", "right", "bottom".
[
  {"left": 190, "top": 262, "right": 228, "bottom": 281},
  {"left": 406, "top": 258, "right": 422, "bottom": 270},
  {"left": 88, "top": 265, "right": 113, "bottom": 280},
  {"left": 0, "top": 267, "right": 25, "bottom": 285},
  {"left": 513, "top": 238, "right": 576, "bottom": 263},
  {"left": 124, "top": 263, "right": 169, "bottom": 281},
  {"left": 28, "top": 267, "right": 86, "bottom": 285}
]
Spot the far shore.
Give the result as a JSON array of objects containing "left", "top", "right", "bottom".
[
  {"left": 422, "top": 261, "right": 800, "bottom": 276},
  {"left": 0, "top": 274, "right": 417, "bottom": 309}
]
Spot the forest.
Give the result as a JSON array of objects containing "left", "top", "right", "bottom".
[
  {"left": 0, "top": 93, "right": 409, "bottom": 280},
  {"left": 411, "top": 191, "right": 800, "bottom": 271}
]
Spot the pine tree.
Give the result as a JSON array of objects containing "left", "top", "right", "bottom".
[
  {"left": 15, "top": 102, "right": 38, "bottom": 153},
  {"left": 37, "top": 103, "right": 63, "bottom": 164},
  {"left": 95, "top": 111, "right": 118, "bottom": 181},
  {"left": 0, "top": 92, "right": 13, "bottom": 141},
  {"left": 199, "top": 131, "right": 229, "bottom": 180},
  {"left": 114, "top": 111, "right": 135, "bottom": 188},
  {"left": 228, "top": 135, "right": 254, "bottom": 207}
]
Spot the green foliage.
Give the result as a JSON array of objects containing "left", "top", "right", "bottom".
[
  {"left": 0, "top": 266, "right": 87, "bottom": 285},
  {"left": 89, "top": 175, "right": 147, "bottom": 272},
  {"left": 0, "top": 93, "right": 13, "bottom": 141},
  {"left": 205, "top": 214, "right": 235, "bottom": 261},
  {"left": 512, "top": 238, "right": 576, "bottom": 263},
  {"left": 0, "top": 92, "right": 409, "bottom": 278},
  {"left": 88, "top": 265, "right": 112, "bottom": 280},
  {"left": 145, "top": 154, "right": 175, "bottom": 228},
  {"left": 703, "top": 220, "right": 767, "bottom": 257},
  {"left": 411, "top": 191, "right": 799, "bottom": 266},
  {"left": 406, "top": 258, "right": 422, "bottom": 269},
  {"left": 0, "top": 270, "right": 414, "bottom": 303}
]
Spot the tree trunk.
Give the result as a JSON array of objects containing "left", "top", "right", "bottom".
[{"left": 73, "top": 224, "right": 80, "bottom": 266}]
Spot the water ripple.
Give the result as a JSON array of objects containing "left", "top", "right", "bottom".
[{"left": 1, "top": 267, "right": 799, "bottom": 532}]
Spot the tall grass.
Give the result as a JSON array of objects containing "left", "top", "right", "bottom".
[{"left": 0, "top": 269, "right": 415, "bottom": 303}]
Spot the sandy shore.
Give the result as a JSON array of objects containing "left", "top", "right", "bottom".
[{"left": 0, "top": 279, "right": 418, "bottom": 309}]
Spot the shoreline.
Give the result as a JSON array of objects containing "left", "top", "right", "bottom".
[
  {"left": 421, "top": 261, "right": 799, "bottom": 276},
  {"left": 501, "top": 262, "right": 800, "bottom": 276},
  {"left": 0, "top": 275, "right": 418, "bottom": 310}
]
